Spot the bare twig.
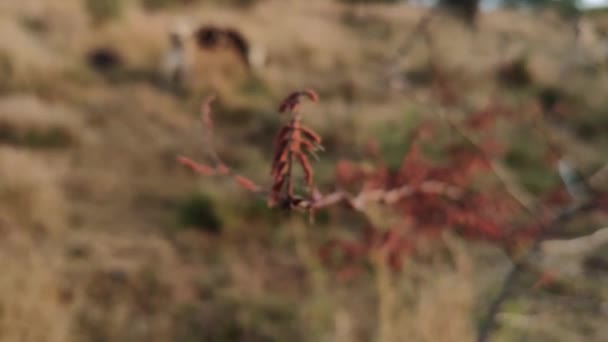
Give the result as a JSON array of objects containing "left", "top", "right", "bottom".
[
  {"left": 477, "top": 189, "right": 600, "bottom": 342},
  {"left": 437, "top": 108, "right": 537, "bottom": 217},
  {"left": 275, "top": 180, "right": 464, "bottom": 213},
  {"left": 178, "top": 95, "right": 265, "bottom": 194},
  {"left": 541, "top": 226, "right": 608, "bottom": 258},
  {"left": 391, "top": 7, "right": 440, "bottom": 62},
  {"left": 383, "top": 7, "right": 440, "bottom": 80},
  {"left": 200, "top": 94, "right": 226, "bottom": 168}
]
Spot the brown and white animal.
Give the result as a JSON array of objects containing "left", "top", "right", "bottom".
[{"left": 162, "top": 21, "right": 267, "bottom": 87}]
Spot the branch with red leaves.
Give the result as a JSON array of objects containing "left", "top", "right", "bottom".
[
  {"left": 179, "top": 91, "right": 471, "bottom": 215},
  {"left": 179, "top": 90, "right": 536, "bottom": 269},
  {"left": 178, "top": 89, "right": 608, "bottom": 342},
  {"left": 437, "top": 107, "right": 537, "bottom": 216},
  {"left": 269, "top": 90, "right": 323, "bottom": 209},
  {"left": 178, "top": 90, "right": 328, "bottom": 211},
  {"left": 177, "top": 95, "right": 263, "bottom": 194},
  {"left": 426, "top": 106, "right": 608, "bottom": 342},
  {"left": 309, "top": 180, "right": 463, "bottom": 211}
]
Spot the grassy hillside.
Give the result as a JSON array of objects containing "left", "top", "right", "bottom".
[{"left": 0, "top": 0, "right": 607, "bottom": 341}]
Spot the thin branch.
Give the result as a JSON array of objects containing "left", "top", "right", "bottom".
[
  {"left": 477, "top": 188, "right": 600, "bottom": 342},
  {"left": 178, "top": 94, "right": 265, "bottom": 194},
  {"left": 178, "top": 155, "right": 266, "bottom": 194},
  {"left": 477, "top": 260, "right": 523, "bottom": 342},
  {"left": 541, "top": 226, "right": 608, "bottom": 257},
  {"left": 471, "top": 93, "right": 607, "bottom": 340},
  {"left": 200, "top": 94, "right": 226, "bottom": 168},
  {"left": 470, "top": 102, "right": 606, "bottom": 341},
  {"left": 303, "top": 180, "right": 463, "bottom": 211},
  {"left": 437, "top": 108, "right": 537, "bottom": 217},
  {"left": 385, "top": 6, "right": 440, "bottom": 71}
]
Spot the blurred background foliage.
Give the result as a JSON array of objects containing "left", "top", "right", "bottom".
[{"left": 0, "top": 0, "right": 607, "bottom": 341}]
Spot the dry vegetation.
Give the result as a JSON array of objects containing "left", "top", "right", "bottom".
[{"left": 0, "top": 0, "right": 607, "bottom": 341}]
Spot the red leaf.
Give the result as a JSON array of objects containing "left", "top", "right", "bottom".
[
  {"left": 177, "top": 156, "right": 215, "bottom": 176},
  {"left": 278, "top": 89, "right": 319, "bottom": 113},
  {"left": 234, "top": 175, "right": 260, "bottom": 192}
]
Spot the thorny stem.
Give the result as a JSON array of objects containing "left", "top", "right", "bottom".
[
  {"left": 285, "top": 111, "right": 303, "bottom": 201},
  {"left": 283, "top": 144, "right": 294, "bottom": 204},
  {"left": 281, "top": 112, "right": 295, "bottom": 199}
]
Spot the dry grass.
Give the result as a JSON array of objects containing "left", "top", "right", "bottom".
[
  {"left": 0, "top": 0, "right": 607, "bottom": 341},
  {"left": 0, "top": 20, "right": 68, "bottom": 89},
  {"left": 0, "top": 230, "right": 73, "bottom": 342},
  {"left": 372, "top": 234, "right": 475, "bottom": 342},
  {"left": 0, "top": 224, "right": 193, "bottom": 342},
  {"left": 0, "top": 147, "right": 68, "bottom": 234}
]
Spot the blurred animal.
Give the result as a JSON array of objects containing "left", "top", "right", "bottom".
[
  {"left": 194, "top": 26, "right": 251, "bottom": 68},
  {"left": 162, "top": 21, "right": 268, "bottom": 87}
]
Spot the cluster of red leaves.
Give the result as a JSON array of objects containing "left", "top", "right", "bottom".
[
  {"left": 278, "top": 89, "right": 319, "bottom": 113},
  {"left": 269, "top": 90, "right": 323, "bottom": 208},
  {"left": 178, "top": 90, "right": 608, "bottom": 283},
  {"left": 324, "top": 159, "right": 516, "bottom": 275},
  {"left": 178, "top": 91, "right": 324, "bottom": 210},
  {"left": 319, "top": 109, "right": 532, "bottom": 277},
  {"left": 321, "top": 109, "right": 608, "bottom": 280},
  {"left": 320, "top": 226, "right": 415, "bottom": 279}
]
